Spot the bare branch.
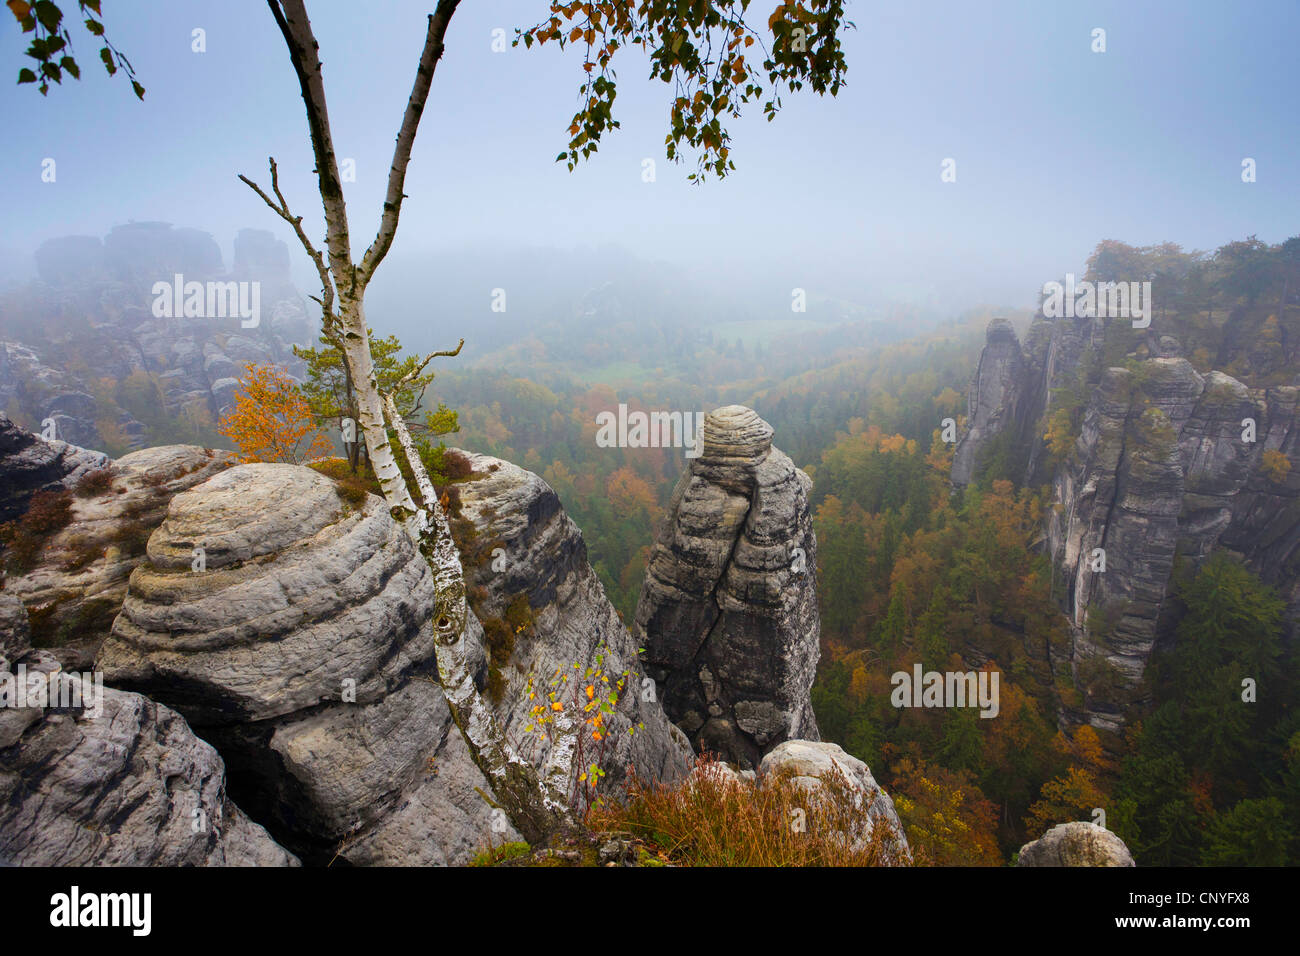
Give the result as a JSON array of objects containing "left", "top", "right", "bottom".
[
  {"left": 394, "top": 338, "right": 465, "bottom": 391},
  {"left": 238, "top": 156, "right": 336, "bottom": 330},
  {"left": 358, "top": 0, "right": 462, "bottom": 284}
]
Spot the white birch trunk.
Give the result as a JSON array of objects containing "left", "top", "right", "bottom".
[
  {"left": 338, "top": 297, "right": 415, "bottom": 511},
  {"left": 383, "top": 393, "right": 573, "bottom": 842},
  {"left": 257, "top": 0, "right": 571, "bottom": 846}
]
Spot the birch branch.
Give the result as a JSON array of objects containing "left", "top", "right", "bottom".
[
  {"left": 358, "top": 0, "right": 462, "bottom": 285},
  {"left": 394, "top": 338, "right": 464, "bottom": 392},
  {"left": 238, "top": 156, "right": 336, "bottom": 330}
]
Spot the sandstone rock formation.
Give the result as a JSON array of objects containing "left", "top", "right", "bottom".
[
  {"left": 0, "top": 651, "right": 296, "bottom": 866},
  {"left": 1016, "top": 821, "right": 1135, "bottom": 867},
  {"left": 453, "top": 453, "right": 695, "bottom": 789},
  {"left": 760, "top": 740, "right": 910, "bottom": 863},
  {"left": 95, "top": 456, "right": 694, "bottom": 864},
  {"left": 1, "top": 422, "right": 233, "bottom": 669},
  {"left": 2, "top": 409, "right": 843, "bottom": 866},
  {"left": 0, "top": 592, "right": 29, "bottom": 662},
  {"left": 635, "top": 405, "right": 820, "bottom": 769},
  {"left": 0, "top": 343, "right": 142, "bottom": 451},
  {"left": 954, "top": 315, "right": 1300, "bottom": 729},
  {"left": 0, "top": 411, "right": 110, "bottom": 523},
  {"left": 96, "top": 463, "right": 504, "bottom": 865},
  {"left": 2, "top": 224, "right": 311, "bottom": 452},
  {"left": 952, "top": 317, "right": 1042, "bottom": 487}
]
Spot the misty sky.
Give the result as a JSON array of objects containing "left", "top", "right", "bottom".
[{"left": 3, "top": 0, "right": 1298, "bottom": 323}]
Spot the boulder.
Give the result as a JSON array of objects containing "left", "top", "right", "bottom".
[
  {"left": 97, "top": 463, "right": 505, "bottom": 864},
  {"left": 0, "top": 653, "right": 296, "bottom": 866},
  {"left": 2, "top": 441, "right": 233, "bottom": 668},
  {"left": 1017, "top": 821, "right": 1135, "bottom": 867},
  {"left": 759, "top": 740, "right": 910, "bottom": 864}
]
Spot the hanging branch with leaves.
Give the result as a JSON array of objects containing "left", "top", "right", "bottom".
[{"left": 8, "top": 0, "right": 143, "bottom": 97}]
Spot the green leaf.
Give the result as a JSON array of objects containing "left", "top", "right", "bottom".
[
  {"left": 131, "top": 79, "right": 144, "bottom": 99},
  {"left": 82, "top": 0, "right": 102, "bottom": 14},
  {"left": 17, "top": 67, "right": 36, "bottom": 83},
  {"left": 59, "top": 54, "right": 77, "bottom": 79},
  {"left": 99, "top": 45, "right": 114, "bottom": 75},
  {"left": 32, "top": 0, "right": 59, "bottom": 33},
  {"left": 84, "top": 17, "right": 103, "bottom": 36}
]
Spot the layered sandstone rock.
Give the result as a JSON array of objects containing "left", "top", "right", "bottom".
[
  {"left": 635, "top": 405, "right": 821, "bottom": 769},
  {"left": 1, "top": 428, "right": 233, "bottom": 669},
  {"left": 96, "top": 463, "right": 502, "bottom": 865},
  {"left": 453, "top": 453, "right": 695, "bottom": 790},
  {"left": 955, "top": 313, "right": 1300, "bottom": 730},
  {"left": 5, "top": 225, "right": 310, "bottom": 447},
  {"left": 0, "top": 411, "right": 110, "bottom": 522},
  {"left": 96, "top": 457, "right": 695, "bottom": 864},
  {"left": 0, "top": 652, "right": 296, "bottom": 866},
  {"left": 952, "top": 318, "right": 1038, "bottom": 487}
]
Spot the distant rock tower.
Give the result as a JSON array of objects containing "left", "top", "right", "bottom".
[
  {"left": 635, "top": 405, "right": 820, "bottom": 769},
  {"left": 951, "top": 317, "right": 1030, "bottom": 487}
]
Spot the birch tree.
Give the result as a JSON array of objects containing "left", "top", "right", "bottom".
[{"left": 242, "top": 0, "right": 852, "bottom": 845}]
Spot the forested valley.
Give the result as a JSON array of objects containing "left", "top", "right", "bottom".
[{"left": 432, "top": 234, "right": 1300, "bottom": 865}]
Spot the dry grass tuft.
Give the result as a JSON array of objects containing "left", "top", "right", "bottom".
[{"left": 586, "top": 754, "right": 900, "bottom": 867}]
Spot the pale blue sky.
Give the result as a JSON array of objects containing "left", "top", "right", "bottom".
[{"left": 2, "top": 0, "right": 1297, "bottom": 330}]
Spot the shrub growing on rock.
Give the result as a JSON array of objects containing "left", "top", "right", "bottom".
[
  {"left": 73, "top": 467, "right": 115, "bottom": 497},
  {"left": 0, "top": 489, "right": 74, "bottom": 573}
]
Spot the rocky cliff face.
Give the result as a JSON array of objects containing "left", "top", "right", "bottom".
[
  {"left": 0, "top": 592, "right": 295, "bottom": 866},
  {"left": 56, "top": 452, "right": 693, "bottom": 865},
  {"left": 954, "top": 314, "right": 1300, "bottom": 729},
  {"left": 0, "top": 655, "right": 298, "bottom": 866},
  {"left": 1, "top": 224, "right": 310, "bottom": 453},
  {"left": 0, "top": 414, "right": 233, "bottom": 668},
  {"left": 635, "top": 405, "right": 821, "bottom": 769},
  {"left": 952, "top": 317, "right": 1042, "bottom": 487},
  {"left": 452, "top": 453, "right": 695, "bottom": 788}
]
